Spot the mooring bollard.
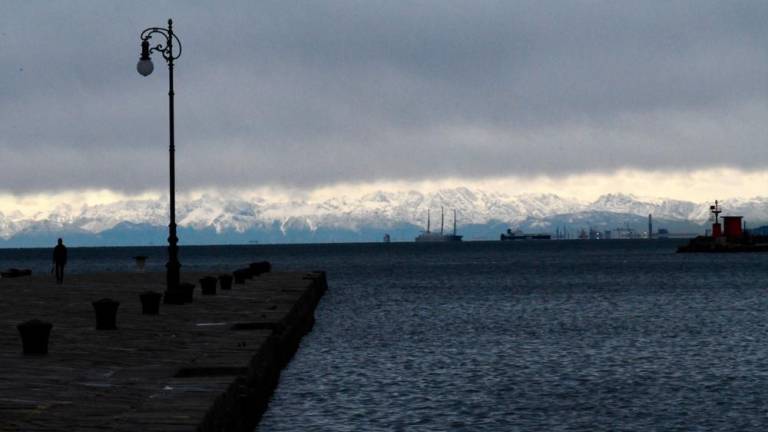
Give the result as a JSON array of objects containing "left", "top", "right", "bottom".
[
  {"left": 200, "top": 276, "right": 217, "bottom": 295},
  {"left": 219, "top": 274, "right": 233, "bottom": 290},
  {"left": 163, "top": 288, "right": 186, "bottom": 305},
  {"left": 248, "top": 261, "right": 272, "bottom": 276},
  {"left": 233, "top": 269, "right": 248, "bottom": 284},
  {"left": 133, "top": 255, "right": 148, "bottom": 272},
  {"left": 179, "top": 282, "right": 196, "bottom": 303},
  {"left": 17, "top": 319, "right": 53, "bottom": 355},
  {"left": 1, "top": 268, "right": 32, "bottom": 278},
  {"left": 92, "top": 298, "right": 120, "bottom": 330},
  {"left": 139, "top": 291, "right": 162, "bottom": 315}
]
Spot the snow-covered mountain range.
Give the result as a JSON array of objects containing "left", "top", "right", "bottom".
[{"left": 1, "top": 189, "right": 767, "bottom": 246}]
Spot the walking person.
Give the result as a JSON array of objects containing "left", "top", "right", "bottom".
[{"left": 52, "top": 238, "right": 67, "bottom": 284}]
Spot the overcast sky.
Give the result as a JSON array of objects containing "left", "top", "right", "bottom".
[{"left": 1, "top": 1, "right": 766, "bottom": 200}]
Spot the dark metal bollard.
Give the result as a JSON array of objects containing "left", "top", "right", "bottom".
[
  {"left": 163, "top": 288, "right": 185, "bottom": 305},
  {"left": 219, "top": 274, "right": 233, "bottom": 290},
  {"left": 2, "top": 268, "right": 32, "bottom": 278},
  {"left": 240, "top": 267, "right": 255, "bottom": 279},
  {"left": 17, "top": 319, "right": 53, "bottom": 355},
  {"left": 92, "top": 298, "right": 120, "bottom": 330},
  {"left": 233, "top": 269, "right": 248, "bottom": 284},
  {"left": 199, "top": 276, "right": 217, "bottom": 295},
  {"left": 179, "top": 283, "right": 195, "bottom": 303},
  {"left": 133, "top": 255, "right": 148, "bottom": 272},
  {"left": 139, "top": 291, "right": 162, "bottom": 315},
  {"left": 248, "top": 261, "right": 272, "bottom": 276}
]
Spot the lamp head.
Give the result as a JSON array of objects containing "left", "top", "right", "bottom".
[{"left": 136, "top": 40, "right": 154, "bottom": 76}]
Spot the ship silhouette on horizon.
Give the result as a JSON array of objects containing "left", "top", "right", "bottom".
[{"left": 415, "top": 207, "right": 463, "bottom": 242}]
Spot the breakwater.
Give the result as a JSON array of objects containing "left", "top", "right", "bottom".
[{"left": 0, "top": 270, "right": 327, "bottom": 431}]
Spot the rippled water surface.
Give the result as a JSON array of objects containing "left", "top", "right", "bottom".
[
  {"left": 3, "top": 241, "right": 767, "bottom": 430},
  {"left": 255, "top": 240, "right": 768, "bottom": 431}
]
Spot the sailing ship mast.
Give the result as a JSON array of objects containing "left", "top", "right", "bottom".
[
  {"left": 414, "top": 206, "right": 463, "bottom": 242},
  {"left": 440, "top": 206, "right": 444, "bottom": 235}
]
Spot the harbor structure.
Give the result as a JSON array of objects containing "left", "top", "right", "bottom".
[
  {"left": 678, "top": 200, "right": 768, "bottom": 252},
  {"left": 648, "top": 214, "right": 653, "bottom": 239},
  {"left": 1, "top": 270, "right": 327, "bottom": 430},
  {"left": 500, "top": 229, "right": 552, "bottom": 241}
]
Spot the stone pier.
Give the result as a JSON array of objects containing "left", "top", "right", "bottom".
[{"left": 0, "top": 270, "right": 327, "bottom": 431}]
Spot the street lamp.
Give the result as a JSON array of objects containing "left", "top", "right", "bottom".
[{"left": 137, "top": 19, "right": 182, "bottom": 292}]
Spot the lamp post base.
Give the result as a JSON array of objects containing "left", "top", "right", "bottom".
[
  {"left": 166, "top": 260, "right": 181, "bottom": 291},
  {"left": 166, "top": 223, "right": 180, "bottom": 291}
]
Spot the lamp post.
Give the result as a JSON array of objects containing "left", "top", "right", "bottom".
[{"left": 137, "top": 19, "right": 182, "bottom": 291}]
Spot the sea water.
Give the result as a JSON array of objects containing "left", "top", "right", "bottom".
[
  {"left": 4, "top": 240, "right": 768, "bottom": 430},
  {"left": 256, "top": 240, "right": 768, "bottom": 431}
]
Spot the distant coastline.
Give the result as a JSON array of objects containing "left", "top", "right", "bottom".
[{"left": 1, "top": 191, "right": 767, "bottom": 247}]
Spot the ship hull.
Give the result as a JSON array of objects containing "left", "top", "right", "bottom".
[
  {"left": 500, "top": 234, "right": 551, "bottom": 241},
  {"left": 415, "top": 233, "right": 463, "bottom": 242}
]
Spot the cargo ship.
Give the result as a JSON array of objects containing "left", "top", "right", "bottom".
[
  {"left": 415, "top": 207, "right": 463, "bottom": 242},
  {"left": 500, "top": 229, "right": 552, "bottom": 241},
  {"left": 677, "top": 200, "right": 768, "bottom": 252}
]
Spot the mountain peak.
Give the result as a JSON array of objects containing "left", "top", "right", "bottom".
[{"left": 2, "top": 188, "right": 768, "bottom": 245}]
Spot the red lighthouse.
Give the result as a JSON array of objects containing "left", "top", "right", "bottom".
[
  {"left": 710, "top": 200, "right": 722, "bottom": 238},
  {"left": 723, "top": 216, "right": 743, "bottom": 238},
  {"left": 679, "top": 200, "right": 763, "bottom": 252}
]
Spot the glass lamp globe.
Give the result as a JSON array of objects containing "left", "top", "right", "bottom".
[{"left": 136, "top": 58, "right": 154, "bottom": 76}]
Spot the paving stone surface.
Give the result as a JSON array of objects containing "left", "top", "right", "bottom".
[{"left": 0, "top": 271, "right": 324, "bottom": 431}]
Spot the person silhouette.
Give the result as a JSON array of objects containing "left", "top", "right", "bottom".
[{"left": 52, "top": 238, "right": 68, "bottom": 284}]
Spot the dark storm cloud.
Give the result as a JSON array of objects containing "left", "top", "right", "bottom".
[{"left": 0, "top": 1, "right": 766, "bottom": 193}]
